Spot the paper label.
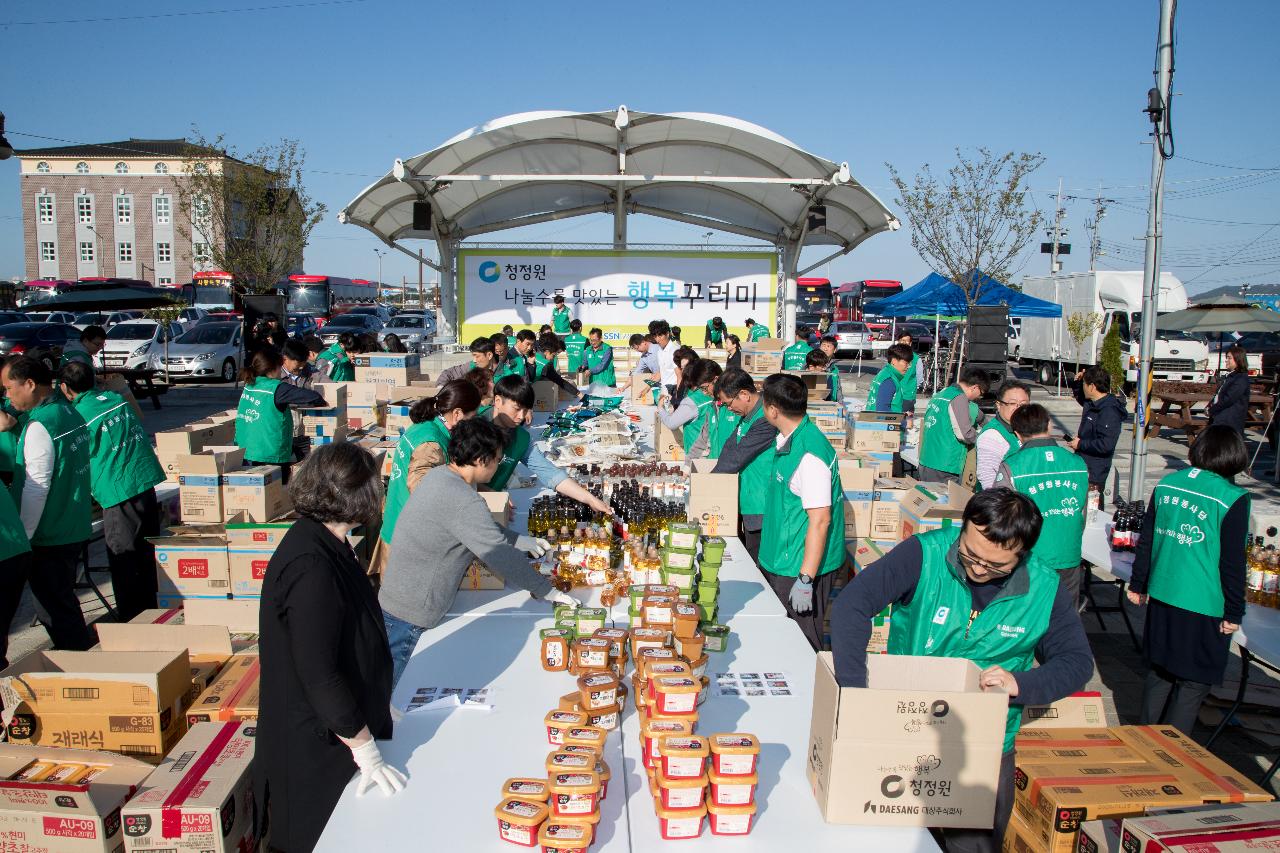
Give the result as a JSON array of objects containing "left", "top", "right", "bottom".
[
  {"left": 665, "top": 786, "right": 704, "bottom": 809},
  {"left": 716, "top": 754, "right": 755, "bottom": 775},
  {"left": 714, "top": 783, "right": 754, "bottom": 805},
  {"left": 712, "top": 812, "right": 751, "bottom": 834}
]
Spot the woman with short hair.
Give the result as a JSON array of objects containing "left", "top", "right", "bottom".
[
  {"left": 254, "top": 443, "right": 405, "bottom": 852},
  {"left": 1207, "top": 345, "right": 1251, "bottom": 436}
]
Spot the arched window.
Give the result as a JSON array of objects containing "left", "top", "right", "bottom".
[
  {"left": 115, "top": 162, "right": 129, "bottom": 174},
  {"left": 36, "top": 161, "right": 50, "bottom": 173},
  {"left": 154, "top": 162, "right": 168, "bottom": 174},
  {"left": 75, "top": 162, "right": 89, "bottom": 174}
]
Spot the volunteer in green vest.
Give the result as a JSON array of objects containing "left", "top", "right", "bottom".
[
  {"left": 0, "top": 356, "right": 96, "bottom": 652},
  {"left": 758, "top": 373, "right": 847, "bottom": 651},
  {"left": 976, "top": 380, "right": 1030, "bottom": 489},
  {"left": 60, "top": 325, "right": 107, "bottom": 378},
  {"left": 320, "top": 333, "right": 357, "bottom": 381},
  {"left": 489, "top": 332, "right": 513, "bottom": 370},
  {"left": 656, "top": 359, "right": 721, "bottom": 459},
  {"left": 867, "top": 343, "right": 913, "bottom": 414},
  {"left": 495, "top": 330, "right": 536, "bottom": 383},
  {"left": 712, "top": 369, "right": 778, "bottom": 563},
  {"left": 781, "top": 335, "right": 812, "bottom": 371},
  {"left": 704, "top": 317, "right": 727, "bottom": 349},
  {"left": 551, "top": 294, "right": 572, "bottom": 335},
  {"left": 744, "top": 318, "right": 771, "bottom": 342},
  {"left": 0, "top": 397, "right": 19, "bottom": 487},
  {"left": 707, "top": 397, "right": 741, "bottom": 460},
  {"left": 895, "top": 329, "right": 921, "bottom": 414},
  {"left": 502, "top": 325, "right": 517, "bottom": 350},
  {"left": 1128, "top": 424, "right": 1251, "bottom": 737},
  {"left": 580, "top": 328, "right": 616, "bottom": 388},
  {"left": 994, "top": 403, "right": 1090, "bottom": 602},
  {"left": 234, "top": 348, "right": 328, "bottom": 484},
  {"left": 58, "top": 361, "right": 166, "bottom": 621},
  {"left": 0, "top": 486, "right": 30, "bottom": 668},
  {"left": 832, "top": 488, "right": 1094, "bottom": 853},
  {"left": 918, "top": 367, "right": 990, "bottom": 483},
  {"left": 563, "top": 320, "right": 589, "bottom": 372},
  {"left": 527, "top": 336, "right": 587, "bottom": 404},
  {"left": 482, "top": 375, "right": 612, "bottom": 516},
  {"left": 818, "top": 335, "right": 842, "bottom": 401},
  {"left": 805, "top": 348, "right": 839, "bottom": 403}
]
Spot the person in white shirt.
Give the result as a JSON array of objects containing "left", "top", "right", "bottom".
[
  {"left": 976, "top": 380, "right": 1031, "bottom": 489},
  {"left": 648, "top": 319, "right": 679, "bottom": 393}
]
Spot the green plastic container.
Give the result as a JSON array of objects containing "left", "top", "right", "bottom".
[
  {"left": 576, "top": 607, "right": 607, "bottom": 636},
  {"left": 697, "top": 601, "right": 718, "bottom": 622},
  {"left": 701, "top": 536, "right": 726, "bottom": 563},
  {"left": 661, "top": 567, "right": 697, "bottom": 592},
  {"left": 661, "top": 547, "right": 697, "bottom": 572},
  {"left": 698, "top": 561, "right": 721, "bottom": 583},
  {"left": 628, "top": 585, "right": 648, "bottom": 607},
  {"left": 667, "top": 522, "right": 702, "bottom": 552},
  {"left": 554, "top": 617, "right": 578, "bottom": 638},
  {"left": 701, "top": 623, "right": 730, "bottom": 652},
  {"left": 696, "top": 581, "right": 719, "bottom": 604},
  {"left": 553, "top": 603, "right": 578, "bottom": 622}
]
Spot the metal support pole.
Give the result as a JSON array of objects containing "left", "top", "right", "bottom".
[
  {"left": 1128, "top": 0, "right": 1176, "bottom": 502},
  {"left": 436, "top": 239, "right": 458, "bottom": 344},
  {"left": 780, "top": 244, "right": 799, "bottom": 344},
  {"left": 418, "top": 249, "right": 425, "bottom": 308}
]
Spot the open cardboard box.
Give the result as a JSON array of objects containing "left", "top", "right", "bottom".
[
  {"left": 686, "top": 459, "right": 738, "bottom": 537},
  {"left": 176, "top": 447, "right": 245, "bottom": 524}
]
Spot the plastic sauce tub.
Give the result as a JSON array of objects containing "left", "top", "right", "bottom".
[
  {"left": 642, "top": 718, "right": 695, "bottom": 768},
  {"left": 595, "top": 760, "right": 612, "bottom": 800},
  {"left": 548, "top": 771, "right": 601, "bottom": 818},
  {"left": 656, "top": 772, "right": 708, "bottom": 810},
  {"left": 593, "top": 627, "right": 629, "bottom": 662},
  {"left": 658, "top": 735, "right": 710, "bottom": 780},
  {"left": 709, "top": 733, "right": 760, "bottom": 776},
  {"left": 654, "top": 800, "right": 706, "bottom": 840},
  {"left": 572, "top": 637, "right": 610, "bottom": 670},
  {"left": 494, "top": 797, "right": 548, "bottom": 847},
  {"left": 707, "top": 801, "right": 757, "bottom": 836},
  {"left": 630, "top": 627, "right": 668, "bottom": 658},
  {"left": 575, "top": 607, "right": 607, "bottom": 636},
  {"left": 503, "top": 778, "right": 550, "bottom": 802},
  {"left": 673, "top": 633, "right": 705, "bottom": 660},
  {"left": 563, "top": 726, "right": 606, "bottom": 754},
  {"left": 652, "top": 676, "right": 701, "bottom": 716},
  {"left": 701, "top": 536, "right": 726, "bottom": 563},
  {"left": 708, "top": 768, "right": 758, "bottom": 805},
  {"left": 540, "top": 629, "right": 571, "bottom": 672},
  {"left": 672, "top": 602, "right": 700, "bottom": 638},
  {"left": 699, "top": 561, "right": 720, "bottom": 583},
  {"left": 545, "top": 710, "right": 586, "bottom": 745},
  {"left": 701, "top": 623, "right": 730, "bottom": 652},
  {"left": 539, "top": 821, "right": 591, "bottom": 853},
  {"left": 585, "top": 702, "right": 620, "bottom": 731},
  {"left": 545, "top": 750, "right": 594, "bottom": 775},
  {"left": 577, "top": 672, "right": 619, "bottom": 711},
  {"left": 642, "top": 596, "right": 675, "bottom": 626}
]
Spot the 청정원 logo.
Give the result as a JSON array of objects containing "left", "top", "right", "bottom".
[{"left": 478, "top": 261, "right": 501, "bottom": 283}]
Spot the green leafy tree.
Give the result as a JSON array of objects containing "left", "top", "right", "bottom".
[
  {"left": 1100, "top": 320, "right": 1126, "bottom": 393},
  {"left": 1066, "top": 311, "right": 1104, "bottom": 374}
]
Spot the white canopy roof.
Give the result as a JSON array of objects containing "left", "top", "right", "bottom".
[{"left": 339, "top": 107, "right": 899, "bottom": 253}]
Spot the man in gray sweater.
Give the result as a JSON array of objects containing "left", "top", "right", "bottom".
[{"left": 379, "top": 418, "right": 576, "bottom": 685}]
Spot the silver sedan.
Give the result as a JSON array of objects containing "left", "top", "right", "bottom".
[
  {"left": 378, "top": 314, "right": 437, "bottom": 352},
  {"left": 150, "top": 321, "right": 242, "bottom": 382}
]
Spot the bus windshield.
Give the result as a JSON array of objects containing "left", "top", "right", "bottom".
[{"left": 288, "top": 284, "right": 329, "bottom": 315}]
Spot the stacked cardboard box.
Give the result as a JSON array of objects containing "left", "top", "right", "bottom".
[
  {"left": 686, "top": 459, "right": 738, "bottom": 537},
  {"left": 740, "top": 339, "right": 785, "bottom": 373},
  {"left": 300, "top": 382, "right": 349, "bottom": 445},
  {"left": 225, "top": 515, "right": 295, "bottom": 598},
  {"left": 849, "top": 411, "right": 905, "bottom": 453},
  {"left": 353, "top": 352, "right": 426, "bottom": 387},
  {"left": 94, "top": 622, "right": 235, "bottom": 712},
  {"left": 220, "top": 465, "right": 290, "bottom": 523},
  {"left": 152, "top": 528, "right": 230, "bottom": 608},
  {"left": 343, "top": 381, "right": 388, "bottom": 428},
  {"left": 186, "top": 655, "right": 260, "bottom": 726},
  {"left": 899, "top": 481, "right": 972, "bottom": 539},
  {"left": 460, "top": 492, "right": 511, "bottom": 590},
  {"left": 176, "top": 448, "right": 245, "bottom": 524},
  {"left": 154, "top": 419, "right": 234, "bottom": 481},
  {"left": 384, "top": 396, "right": 426, "bottom": 435},
  {"left": 870, "top": 476, "right": 917, "bottom": 540},
  {"left": 1119, "top": 802, "right": 1280, "bottom": 851}
]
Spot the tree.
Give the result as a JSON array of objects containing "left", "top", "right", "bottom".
[
  {"left": 144, "top": 304, "right": 185, "bottom": 384},
  {"left": 888, "top": 148, "right": 1045, "bottom": 382},
  {"left": 1100, "top": 320, "right": 1126, "bottom": 394},
  {"left": 1066, "top": 311, "right": 1104, "bottom": 374},
  {"left": 175, "top": 131, "right": 325, "bottom": 294}
]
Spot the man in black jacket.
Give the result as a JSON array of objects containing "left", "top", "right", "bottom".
[
  {"left": 710, "top": 369, "right": 777, "bottom": 563},
  {"left": 1068, "top": 365, "right": 1126, "bottom": 507}
]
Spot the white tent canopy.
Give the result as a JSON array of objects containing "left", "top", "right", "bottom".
[{"left": 339, "top": 107, "right": 899, "bottom": 340}]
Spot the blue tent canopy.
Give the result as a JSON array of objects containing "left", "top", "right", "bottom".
[{"left": 865, "top": 271, "right": 1063, "bottom": 319}]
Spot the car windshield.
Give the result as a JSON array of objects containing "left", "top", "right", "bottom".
[
  {"left": 348, "top": 307, "right": 378, "bottom": 315},
  {"left": 387, "top": 317, "right": 424, "bottom": 329},
  {"left": 26, "top": 313, "right": 50, "bottom": 322},
  {"left": 176, "top": 324, "right": 235, "bottom": 345},
  {"left": 326, "top": 315, "right": 367, "bottom": 327},
  {"left": 107, "top": 324, "right": 158, "bottom": 340},
  {"left": 0, "top": 324, "right": 42, "bottom": 339},
  {"left": 75, "top": 313, "right": 105, "bottom": 324}
]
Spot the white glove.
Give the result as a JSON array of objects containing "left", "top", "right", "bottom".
[
  {"left": 516, "top": 535, "right": 552, "bottom": 557},
  {"left": 348, "top": 737, "right": 407, "bottom": 797},
  {"left": 547, "top": 589, "right": 579, "bottom": 609}
]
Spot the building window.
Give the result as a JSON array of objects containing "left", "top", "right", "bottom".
[
  {"left": 115, "top": 195, "right": 131, "bottom": 224},
  {"left": 76, "top": 195, "right": 93, "bottom": 223},
  {"left": 115, "top": 162, "right": 129, "bottom": 174},
  {"left": 79, "top": 242, "right": 95, "bottom": 263},
  {"left": 193, "top": 242, "right": 212, "bottom": 264},
  {"left": 36, "top": 161, "right": 50, "bottom": 174},
  {"left": 40, "top": 242, "right": 57, "bottom": 262},
  {"left": 37, "top": 195, "right": 54, "bottom": 224},
  {"left": 158, "top": 276, "right": 174, "bottom": 285},
  {"left": 154, "top": 195, "right": 171, "bottom": 225},
  {"left": 155, "top": 162, "right": 168, "bottom": 174},
  {"left": 76, "top": 162, "right": 89, "bottom": 175},
  {"left": 117, "top": 242, "right": 133, "bottom": 263},
  {"left": 155, "top": 242, "right": 172, "bottom": 263}
]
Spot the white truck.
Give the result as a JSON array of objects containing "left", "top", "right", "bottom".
[{"left": 1018, "top": 271, "right": 1210, "bottom": 388}]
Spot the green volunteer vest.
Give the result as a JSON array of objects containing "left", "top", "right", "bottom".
[
  {"left": 748, "top": 325, "right": 770, "bottom": 342},
  {"left": 11, "top": 394, "right": 92, "bottom": 547},
  {"left": 0, "top": 400, "right": 19, "bottom": 475},
  {"left": 381, "top": 417, "right": 451, "bottom": 544},
  {"left": 708, "top": 405, "right": 741, "bottom": 460},
  {"left": 782, "top": 341, "right": 811, "bottom": 371},
  {"left": 493, "top": 353, "right": 524, "bottom": 382},
  {"left": 324, "top": 343, "right": 354, "bottom": 382},
  {"left": 976, "top": 419, "right": 1020, "bottom": 491},
  {"left": 564, "top": 333, "right": 589, "bottom": 370},
  {"left": 866, "top": 364, "right": 905, "bottom": 413},
  {"left": 759, "top": 417, "right": 845, "bottom": 577},
  {"left": 533, "top": 352, "right": 554, "bottom": 381},
  {"left": 998, "top": 443, "right": 1090, "bottom": 571},
  {"left": 682, "top": 389, "right": 716, "bottom": 455},
  {"left": 552, "top": 307, "right": 571, "bottom": 334},
  {"left": 705, "top": 321, "right": 724, "bottom": 344},
  {"left": 729, "top": 402, "right": 773, "bottom": 516},
  {"left": 888, "top": 528, "right": 1059, "bottom": 751},
  {"left": 0, "top": 487, "right": 30, "bottom": 562},
  {"left": 72, "top": 389, "right": 164, "bottom": 509},
  {"left": 582, "top": 345, "right": 616, "bottom": 386},
  {"left": 902, "top": 353, "right": 920, "bottom": 403},
  {"left": 506, "top": 335, "right": 517, "bottom": 349},
  {"left": 235, "top": 377, "right": 292, "bottom": 464},
  {"left": 1147, "top": 467, "right": 1250, "bottom": 619},
  {"left": 485, "top": 412, "right": 531, "bottom": 491},
  {"left": 920, "top": 386, "right": 979, "bottom": 475},
  {"left": 60, "top": 348, "right": 96, "bottom": 379}
]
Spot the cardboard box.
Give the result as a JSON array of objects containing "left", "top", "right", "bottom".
[
  {"left": 225, "top": 514, "right": 295, "bottom": 551},
  {"left": 687, "top": 459, "right": 738, "bottom": 536},
  {"left": 1118, "top": 802, "right": 1280, "bottom": 852},
  {"left": 354, "top": 367, "right": 422, "bottom": 387},
  {"left": 850, "top": 538, "right": 898, "bottom": 573},
  {"left": 129, "top": 607, "right": 184, "bottom": 625},
  {"left": 1110, "top": 725, "right": 1274, "bottom": 803},
  {"left": 152, "top": 534, "right": 229, "bottom": 605},
  {"left": 347, "top": 403, "right": 384, "bottom": 429},
  {"left": 94, "top": 623, "right": 234, "bottom": 709},
  {"left": 1003, "top": 812, "right": 1045, "bottom": 853},
  {"left": 186, "top": 656, "right": 259, "bottom": 726},
  {"left": 1020, "top": 692, "right": 1108, "bottom": 730},
  {"left": 384, "top": 397, "right": 423, "bottom": 435},
  {"left": 740, "top": 339, "right": 785, "bottom": 373},
  {"left": 309, "top": 381, "right": 346, "bottom": 409},
  {"left": 121, "top": 721, "right": 256, "bottom": 853},
  {"left": 182, "top": 598, "right": 261, "bottom": 636},
  {"left": 176, "top": 448, "right": 245, "bottom": 523},
  {"left": 852, "top": 411, "right": 906, "bottom": 453},
  {"left": 532, "top": 380, "right": 560, "bottom": 412},
  {"left": 900, "top": 481, "right": 973, "bottom": 539},
  {"left": 220, "top": 465, "right": 290, "bottom": 523},
  {"left": 353, "top": 352, "right": 422, "bottom": 370},
  {"left": 463, "top": 493, "right": 509, "bottom": 590},
  {"left": 840, "top": 466, "right": 875, "bottom": 539},
  {"left": 342, "top": 381, "right": 389, "bottom": 407},
  {"left": 653, "top": 412, "right": 684, "bottom": 462},
  {"left": 630, "top": 376, "right": 659, "bottom": 406},
  {"left": 1076, "top": 818, "right": 1122, "bottom": 853},
  {"left": 810, "top": 404, "right": 847, "bottom": 434},
  {"left": 807, "top": 652, "right": 1007, "bottom": 827},
  {"left": 871, "top": 476, "right": 917, "bottom": 538},
  {"left": 0, "top": 743, "right": 155, "bottom": 853},
  {"left": 226, "top": 551, "right": 271, "bottom": 597},
  {"left": 866, "top": 606, "right": 892, "bottom": 654},
  {"left": 852, "top": 450, "right": 897, "bottom": 478},
  {"left": 1011, "top": 728, "right": 1148, "bottom": 766}
]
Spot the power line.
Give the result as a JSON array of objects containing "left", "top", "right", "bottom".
[
  {"left": 1179, "top": 155, "right": 1280, "bottom": 172},
  {"left": 2, "top": 0, "right": 367, "bottom": 27}
]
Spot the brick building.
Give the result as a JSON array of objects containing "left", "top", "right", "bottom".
[{"left": 17, "top": 138, "right": 256, "bottom": 285}]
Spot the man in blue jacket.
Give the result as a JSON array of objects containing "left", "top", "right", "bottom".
[{"left": 1067, "top": 365, "right": 1126, "bottom": 508}]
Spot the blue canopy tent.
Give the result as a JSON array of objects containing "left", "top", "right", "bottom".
[{"left": 864, "top": 271, "right": 1063, "bottom": 318}]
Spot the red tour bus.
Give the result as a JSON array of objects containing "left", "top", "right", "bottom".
[
  {"left": 284, "top": 275, "right": 376, "bottom": 325},
  {"left": 834, "top": 280, "right": 904, "bottom": 328},
  {"left": 795, "top": 277, "right": 834, "bottom": 318},
  {"left": 182, "top": 271, "right": 241, "bottom": 312}
]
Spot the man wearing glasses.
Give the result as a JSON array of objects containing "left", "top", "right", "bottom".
[
  {"left": 830, "top": 488, "right": 1094, "bottom": 853},
  {"left": 975, "top": 380, "right": 1031, "bottom": 489}
]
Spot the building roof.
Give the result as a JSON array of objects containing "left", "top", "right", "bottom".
[{"left": 16, "top": 138, "right": 227, "bottom": 159}]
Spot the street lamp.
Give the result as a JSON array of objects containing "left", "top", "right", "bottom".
[
  {"left": 0, "top": 114, "right": 13, "bottom": 161},
  {"left": 373, "top": 248, "right": 385, "bottom": 297},
  {"left": 702, "top": 231, "right": 713, "bottom": 247}
]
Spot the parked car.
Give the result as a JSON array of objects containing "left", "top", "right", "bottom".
[
  {"left": 1007, "top": 323, "right": 1023, "bottom": 360},
  {"left": 0, "top": 322, "right": 79, "bottom": 369},
  {"left": 74, "top": 310, "right": 142, "bottom": 330},
  {"left": 319, "top": 312, "right": 383, "bottom": 346},
  {"left": 25, "top": 311, "right": 76, "bottom": 325},
  {"left": 287, "top": 313, "right": 319, "bottom": 339},
  {"left": 153, "top": 322, "right": 242, "bottom": 382},
  {"left": 829, "top": 321, "right": 874, "bottom": 358},
  {"left": 196, "top": 312, "right": 241, "bottom": 326},
  {"left": 1211, "top": 331, "right": 1277, "bottom": 377},
  {"left": 877, "top": 322, "right": 936, "bottom": 351},
  {"left": 100, "top": 319, "right": 182, "bottom": 371},
  {"left": 176, "top": 307, "right": 210, "bottom": 332},
  {"left": 343, "top": 304, "right": 394, "bottom": 323},
  {"left": 0, "top": 311, "right": 31, "bottom": 326},
  {"left": 379, "top": 314, "right": 437, "bottom": 352}
]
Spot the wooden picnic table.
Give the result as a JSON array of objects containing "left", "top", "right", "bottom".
[
  {"left": 98, "top": 367, "right": 164, "bottom": 411},
  {"left": 1149, "top": 387, "right": 1274, "bottom": 439}
]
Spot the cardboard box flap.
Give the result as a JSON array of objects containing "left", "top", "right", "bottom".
[
  {"left": 866, "top": 653, "right": 982, "bottom": 693},
  {"left": 744, "top": 338, "right": 786, "bottom": 351},
  {"left": 96, "top": 623, "right": 233, "bottom": 657},
  {"left": 182, "top": 598, "right": 260, "bottom": 633},
  {"left": 1, "top": 649, "right": 192, "bottom": 712}
]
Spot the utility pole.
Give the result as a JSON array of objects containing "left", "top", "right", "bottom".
[
  {"left": 1085, "top": 182, "right": 1110, "bottom": 271},
  {"left": 1128, "top": 0, "right": 1176, "bottom": 503},
  {"left": 418, "top": 249, "right": 425, "bottom": 308},
  {"left": 1044, "top": 179, "right": 1070, "bottom": 275}
]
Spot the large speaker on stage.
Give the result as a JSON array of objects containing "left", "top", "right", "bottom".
[{"left": 965, "top": 305, "right": 1009, "bottom": 391}]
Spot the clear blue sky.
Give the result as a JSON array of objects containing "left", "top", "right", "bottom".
[{"left": 3, "top": 0, "right": 1278, "bottom": 293}]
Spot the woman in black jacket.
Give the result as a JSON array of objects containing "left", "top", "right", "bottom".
[
  {"left": 724, "top": 334, "right": 743, "bottom": 371},
  {"left": 1208, "top": 345, "right": 1251, "bottom": 436},
  {"left": 254, "top": 443, "right": 405, "bottom": 852}
]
